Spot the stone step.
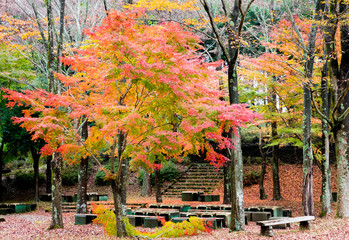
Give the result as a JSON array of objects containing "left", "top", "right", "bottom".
[
  {"left": 181, "top": 175, "right": 223, "bottom": 179},
  {"left": 176, "top": 179, "right": 220, "bottom": 185},
  {"left": 162, "top": 163, "right": 223, "bottom": 196}
]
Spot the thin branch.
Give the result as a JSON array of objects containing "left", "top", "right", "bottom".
[
  {"left": 201, "top": 0, "right": 231, "bottom": 62},
  {"left": 0, "top": 74, "right": 37, "bottom": 90},
  {"left": 80, "top": 141, "right": 103, "bottom": 168},
  {"left": 283, "top": 0, "right": 307, "bottom": 53},
  {"left": 310, "top": 89, "right": 333, "bottom": 129},
  {"left": 331, "top": 79, "right": 349, "bottom": 118},
  {"left": 337, "top": 106, "right": 349, "bottom": 122},
  {"left": 30, "top": 1, "right": 49, "bottom": 51}
]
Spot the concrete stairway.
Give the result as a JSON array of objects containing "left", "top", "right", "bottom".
[{"left": 162, "top": 162, "right": 223, "bottom": 198}]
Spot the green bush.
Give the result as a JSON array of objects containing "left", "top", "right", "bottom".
[
  {"left": 243, "top": 170, "right": 261, "bottom": 186},
  {"left": 160, "top": 161, "right": 180, "bottom": 182},
  {"left": 62, "top": 162, "right": 93, "bottom": 186},
  {"left": 95, "top": 162, "right": 119, "bottom": 186},
  {"left": 14, "top": 170, "right": 45, "bottom": 189},
  {"left": 62, "top": 164, "right": 79, "bottom": 186},
  {"left": 138, "top": 161, "right": 180, "bottom": 186}
]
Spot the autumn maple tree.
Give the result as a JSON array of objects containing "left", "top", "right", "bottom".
[{"left": 4, "top": 9, "right": 257, "bottom": 236}]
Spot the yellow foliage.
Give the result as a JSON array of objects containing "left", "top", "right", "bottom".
[{"left": 126, "top": 0, "right": 199, "bottom": 11}]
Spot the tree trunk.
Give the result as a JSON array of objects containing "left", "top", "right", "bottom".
[
  {"left": 76, "top": 157, "right": 88, "bottom": 213},
  {"left": 111, "top": 180, "right": 127, "bottom": 236},
  {"left": 336, "top": 12, "right": 349, "bottom": 217},
  {"left": 320, "top": 52, "right": 331, "bottom": 216},
  {"left": 258, "top": 128, "right": 267, "bottom": 200},
  {"left": 336, "top": 121, "right": 349, "bottom": 218},
  {"left": 155, "top": 163, "right": 162, "bottom": 203},
  {"left": 228, "top": 62, "right": 244, "bottom": 231},
  {"left": 223, "top": 164, "right": 231, "bottom": 204},
  {"left": 302, "top": 85, "right": 314, "bottom": 216},
  {"left": 222, "top": 130, "right": 231, "bottom": 204},
  {"left": 259, "top": 156, "right": 267, "bottom": 200},
  {"left": 49, "top": 152, "right": 63, "bottom": 229},
  {"left": 109, "top": 131, "right": 128, "bottom": 237},
  {"left": 76, "top": 118, "right": 89, "bottom": 214},
  {"left": 121, "top": 158, "right": 128, "bottom": 204},
  {"left": 0, "top": 142, "right": 3, "bottom": 202},
  {"left": 46, "top": 0, "right": 55, "bottom": 93},
  {"left": 46, "top": 155, "right": 52, "bottom": 193},
  {"left": 271, "top": 117, "right": 282, "bottom": 200},
  {"left": 31, "top": 146, "right": 41, "bottom": 203},
  {"left": 141, "top": 170, "right": 152, "bottom": 197},
  {"left": 230, "top": 127, "right": 245, "bottom": 231}
]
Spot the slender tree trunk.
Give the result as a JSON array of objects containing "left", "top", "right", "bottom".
[
  {"left": 336, "top": 12, "right": 349, "bottom": 217},
  {"left": 31, "top": 147, "right": 41, "bottom": 203},
  {"left": 230, "top": 127, "right": 245, "bottom": 231},
  {"left": 46, "top": 156, "right": 52, "bottom": 193},
  {"left": 302, "top": 85, "right": 314, "bottom": 216},
  {"left": 223, "top": 130, "right": 231, "bottom": 204},
  {"left": 319, "top": 0, "right": 337, "bottom": 216},
  {"left": 223, "top": 164, "right": 231, "bottom": 204},
  {"left": 109, "top": 131, "right": 127, "bottom": 237},
  {"left": 271, "top": 97, "right": 282, "bottom": 200},
  {"left": 155, "top": 162, "right": 162, "bottom": 203},
  {"left": 77, "top": 119, "right": 89, "bottom": 213},
  {"left": 228, "top": 66, "right": 244, "bottom": 231},
  {"left": 77, "top": 157, "right": 88, "bottom": 213},
  {"left": 335, "top": 123, "right": 349, "bottom": 217},
  {"left": 141, "top": 170, "right": 152, "bottom": 197},
  {"left": 0, "top": 142, "right": 3, "bottom": 202},
  {"left": 259, "top": 156, "right": 267, "bottom": 200},
  {"left": 121, "top": 159, "right": 128, "bottom": 205},
  {"left": 301, "top": 0, "right": 324, "bottom": 217},
  {"left": 49, "top": 152, "right": 63, "bottom": 229},
  {"left": 46, "top": 0, "right": 55, "bottom": 93},
  {"left": 320, "top": 56, "right": 332, "bottom": 216},
  {"left": 258, "top": 128, "right": 267, "bottom": 200}
]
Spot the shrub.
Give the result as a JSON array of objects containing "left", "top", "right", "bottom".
[
  {"left": 62, "top": 164, "right": 79, "bottom": 186},
  {"left": 14, "top": 170, "right": 45, "bottom": 189},
  {"left": 243, "top": 170, "right": 261, "bottom": 186},
  {"left": 91, "top": 204, "right": 212, "bottom": 237},
  {"left": 62, "top": 162, "right": 93, "bottom": 186},
  {"left": 160, "top": 161, "right": 180, "bottom": 182},
  {"left": 95, "top": 162, "right": 119, "bottom": 186},
  {"left": 137, "top": 161, "right": 180, "bottom": 186}
]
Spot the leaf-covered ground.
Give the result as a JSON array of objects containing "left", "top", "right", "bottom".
[{"left": 1, "top": 164, "right": 349, "bottom": 239}]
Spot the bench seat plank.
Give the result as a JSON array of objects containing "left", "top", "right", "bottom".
[{"left": 257, "top": 216, "right": 314, "bottom": 226}]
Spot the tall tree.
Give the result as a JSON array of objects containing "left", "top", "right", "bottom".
[
  {"left": 5, "top": 9, "right": 258, "bottom": 237},
  {"left": 201, "top": 0, "right": 255, "bottom": 231}
]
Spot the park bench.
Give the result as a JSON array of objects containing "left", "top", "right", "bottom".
[
  {"left": 74, "top": 213, "right": 97, "bottom": 225},
  {"left": 257, "top": 216, "right": 315, "bottom": 237},
  {"left": 181, "top": 191, "right": 203, "bottom": 201},
  {"left": 199, "top": 194, "right": 220, "bottom": 202}
]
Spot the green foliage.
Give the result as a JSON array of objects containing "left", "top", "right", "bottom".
[
  {"left": 137, "top": 161, "right": 180, "bottom": 186},
  {"left": 62, "top": 162, "right": 92, "bottom": 186},
  {"left": 92, "top": 203, "right": 117, "bottom": 236},
  {"left": 124, "top": 216, "right": 212, "bottom": 238},
  {"left": 14, "top": 170, "right": 45, "bottom": 189},
  {"left": 95, "top": 161, "right": 119, "bottom": 186},
  {"left": 62, "top": 164, "right": 79, "bottom": 186},
  {"left": 243, "top": 170, "right": 261, "bottom": 186},
  {"left": 0, "top": 43, "right": 36, "bottom": 90},
  {"left": 92, "top": 204, "right": 212, "bottom": 238}
]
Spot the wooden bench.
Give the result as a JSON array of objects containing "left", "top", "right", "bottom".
[
  {"left": 74, "top": 214, "right": 97, "bottom": 225},
  {"left": 257, "top": 216, "right": 315, "bottom": 237}
]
